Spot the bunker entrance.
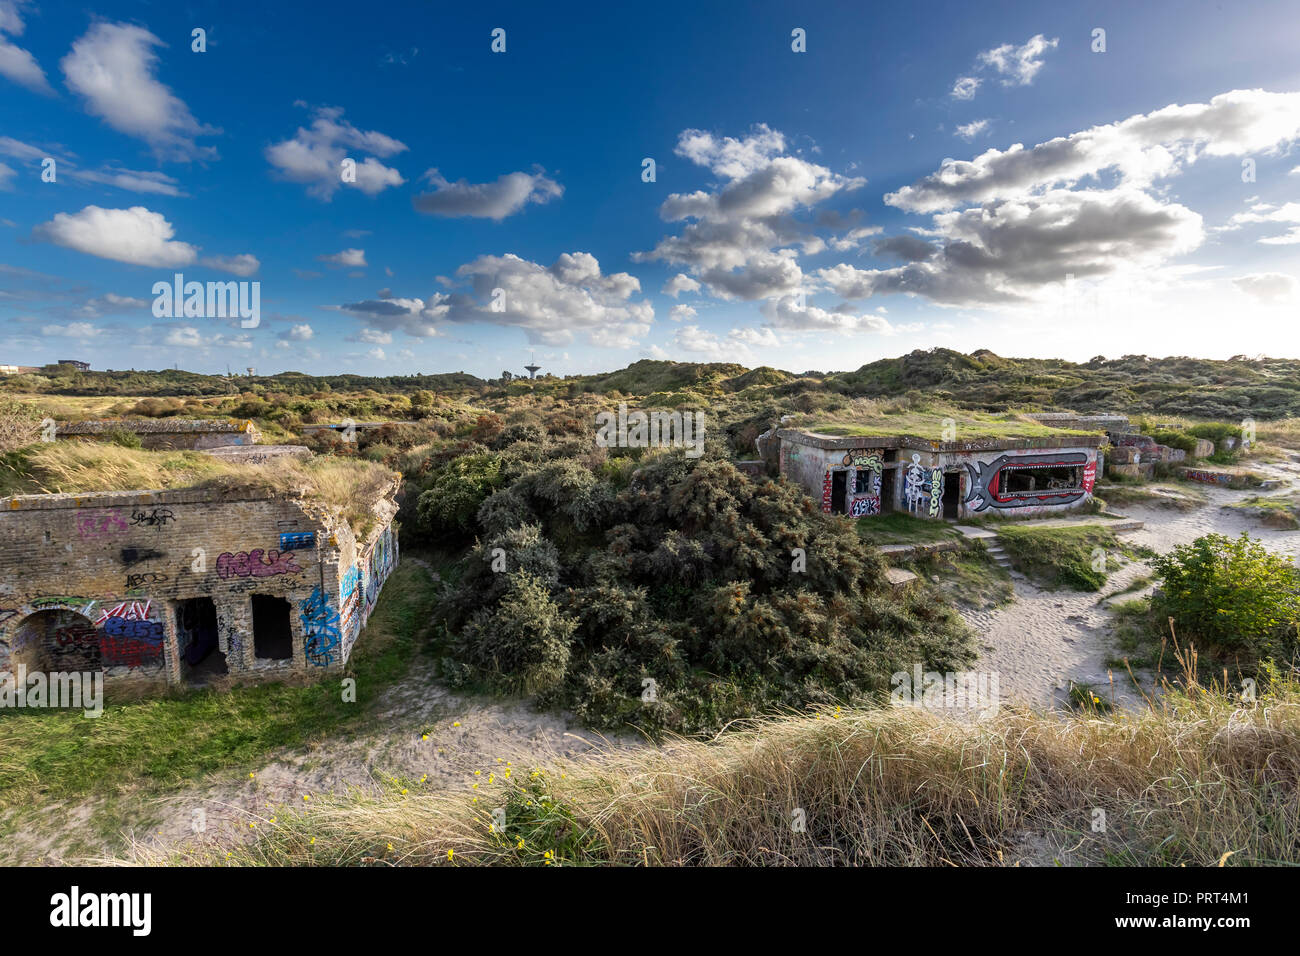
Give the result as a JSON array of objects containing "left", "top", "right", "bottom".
[
  {"left": 176, "top": 597, "right": 225, "bottom": 681},
  {"left": 10, "top": 609, "right": 102, "bottom": 672},
  {"left": 252, "top": 595, "right": 294, "bottom": 660}
]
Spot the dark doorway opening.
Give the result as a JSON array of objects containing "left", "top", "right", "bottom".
[
  {"left": 176, "top": 597, "right": 226, "bottom": 681},
  {"left": 831, "top": 470, "right": 847, "bottom": 514},
  {"left": 942, "top": 471, "right": 961, "bottom": 520},
  {"left": 880, "top": 467, "right": 896, "bottom": 513},
  {"left": 252, "top": 595, "right": 293, "bottom": 660},
  {"left": 11, "top": 609, "right": 101, "bottom": 672}
]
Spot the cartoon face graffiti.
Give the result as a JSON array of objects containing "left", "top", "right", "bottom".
[{"left": 963, "top": 452, "right": 1093, "bottom": 512}]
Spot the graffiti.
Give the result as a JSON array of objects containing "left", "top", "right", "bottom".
[
  {"left": 300, "top": 586, "right": 341, "bottom": 667},
  {"left": 0, "top": 609, "right": 17, "bottom": 625},
  {"left": 95, "top": 600, "right": 152, "bottom": 625},
  {"left": 53, "top": 621, "right": 101, "bottom": 656},
  {"left": 121, "top": 547, "right": 166, "bottom": 567},
  {"left": 820, "top": 470, "right": 833, "bottom": 513},
  {"left": 130, "top": 508, "right": 176, "bottom": 527},
  {"left": 99, "top": 615, "right": 164, "bottom": 668},
  {"left": 125, "top": 572, "right": 169, "bottom": 590},
  {"left": 1081, "top": 461, "right": 1097, "bottom": 494},
  {"left": 928, "top": 469, "right": 944, "bottom": 518},
  {"left": 76, "top": 511, "right": 128, "bottom": 539},
  {"left": 215, "top": 549, "right": 302, "bottom": 580},
  {"left": 278, "top": 531, "right": 315, "bottom": 551},
  {"left": 32, "top": 596, "right": 96, "bottom": 616},
  {"left": 1183, "top": 469, "right": 1234, "bottom": 485},
  {"left": 848, "top": 450, "right": 884, "bottom": 471},
  {"left": 850, "top": 496, "right": 880, "bottom": 517},
  {"left": 340, "top": 564, "right": 360, "bottom": 598},
  {"left": 963, "top": 452, "right": 1092, "bottom": 512}
]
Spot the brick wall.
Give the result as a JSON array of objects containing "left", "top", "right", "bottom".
[{"left": 0, "top": 484, "right": 397, "bottom": 692}]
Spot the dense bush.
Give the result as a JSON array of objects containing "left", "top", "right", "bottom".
[
  {"left": 436, "top": 441, "right": 975, "bottom": 735},
  {"left": 1151, "top": 532, "right": 1300, "bottom": 665}
]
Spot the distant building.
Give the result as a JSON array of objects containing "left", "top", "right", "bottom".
[
  {"left": 56, "top": 419, "right": 261, "bottom": 451},
  {"left": 0, "top": 365, "right": 40, "bottom": 376},
  {"left": 56, "top": 359, "right": 90, "bottom": 370},
  {"left": 775, "top": 428, "right": 1103, "bottom": 520}
]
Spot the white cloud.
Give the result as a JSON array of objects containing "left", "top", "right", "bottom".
[
  {"left": 669, "top": 304, "right": 696, "bottom": 322},
  {"left": 334, "top": 297, "right": 447, "bottom": 339},
  {"left": 413, "top": 168, "right": 562, "bottom": 220},
  {"left": 955, "top": 119, "right": 990, "bottom": 142},
  {"left": 416, "top": 251, "right": 654, "bottom": 347},
  {"left": 760, "top": 294, "right": 896, "bottom": 333},
  {"left": 976, "top": 34, "right": 1059, "bottom": 86},
  {"left": 635, "top": 125, "right": 867, "bottom": 301},
  {"left": 1223, "top": 200, "right": 1300, "bottom": 245},
  {"left": 0, "top": 161, "right": 13, "bottom": 189},
  {"left": 42, "top": 321, "right": 103, "bottom": 338},
  {"left": 351, "top": 327, "right": 392, "bottom": 344},
  {"left": 951, "top": 76, "right": 980, "bottom": 100},
  {"left": 0, "top": 1, "right": 52, "bottom": 94},
  {"left": 367, "top": 347, "right": 386, "bottom": 360},
  {"left": 200, "top": 253, "right": 260, "bottom": 277},
  {"left": 888, "top": 89, "right": 1300, "bottom": 213},
  {"left": 163, "top": 326, "right": 252, "bottom": 349},
  {"left": 1233, "top": 272, "right": 1297, "bottom": 301},
  {"left": 823, "top": 187, "right": 1203, "bottom": 307},
  {"left": 33, "top": 205, "right": 198, "bottom": 267},
  {"left": 318, "top": 248, "right": 367, "bottom": 268},
  {"left": 0, "top": 137, "right": 188, "bottom": 195},
  {"left": 285, "top": 323, "right": 314, "bottom": 341},
  {"left": 662, "top": 273, "right": 701, "bottom": 297},
  {"left": 61, "top": 22, "right": 218, "bottom": 160},
  {"left": 266, "top": 105, "right": 406, "bottom": 199}
]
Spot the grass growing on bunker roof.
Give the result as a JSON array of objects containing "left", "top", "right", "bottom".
[{"left": 0, "top": 442, "right": 396, "bottom": 540}]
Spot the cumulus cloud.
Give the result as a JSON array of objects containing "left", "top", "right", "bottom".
[
  {"left": 669, "top": 304, "right": 696, "bottom": 322},
  {"left": 318, "top": 248, "right": 367, "bottom": 268},
  {"left": 334, "top": 296, "right": 447, "bottom": 339},
  {"left": 976, "top": 34, "right": 1059, "bottom": 86},
  {"left": 662, "top": 273, "right": 701, "bottom": 297},
  {"left": 413, "top": 168, "right": 562, "bottom": 220},
  {"left": 888, "top": 89, "right": 1300, "bottom": 213},
  {"left": 282, "top": 323, "right": 314, "bottom": 341},
  {"left": 42, "top": 321, "right": 103, "bottom": 338},
  {"left": 266, "top": 105, "right": 406, "bottom": 199},
  {"left": 162, "top": 326, "right": 252, "bottom": 349},
  {"left": 61, "top": 22, "right": 218, "bottom": 160},
  {"left": 82, "top": 292, "right": 148, "bottom": 315},
  {"left": 824, "top": 188, "right": 1203, "bottom": 307},
  {"left": 634, "top": 125, "right": 866, "bottom": 301},
  {"left": 33, "top": 205, "right": 198, "bottom": 267},
  {"left": 955, "top": 119, "right": 991, "bottom": 141},
  {"left": 200, "top": 253, "right": 260, "bottom": 277},
  {"left": 1233, "top": 272, "right": 1297, "bottom": 301},
  {"left": 0, "top": 1, "right": 52, "bottom": 94},
  {"left": 351, "top": 328, "right": 391, "bottom": 344},
  {"left": 402, "top": 251, "right": 656, "bottom": 347},
  {"left": 760, "top": 294, "right": 896, "bottom": 333}
]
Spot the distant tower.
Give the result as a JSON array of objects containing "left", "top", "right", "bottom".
[
  {"left": 524, "top": 353, "right": 541, "bottom": 379},
  {"left": 246, "top": 367, "right": 256, "bottom": 377}
]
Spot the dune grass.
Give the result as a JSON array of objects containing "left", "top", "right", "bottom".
[
  {"left": 138, "top": 659, "right": 1300, "bottom": 867},
  {"left": 0, "top": 441, "right": 396, "bottom": 539}
]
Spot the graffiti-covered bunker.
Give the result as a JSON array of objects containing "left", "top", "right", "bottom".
[
  {"left": 775, "top": 427, "right": 1103, "bottom": 520},
  {"left": 0, "top": 477, "right": 399, "bottom": 690}
]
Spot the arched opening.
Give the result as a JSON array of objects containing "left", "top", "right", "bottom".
[{"left": 10, "top": 609, "right": 102, "bottom": 672}]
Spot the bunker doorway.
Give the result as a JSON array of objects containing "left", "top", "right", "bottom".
[
  {"left": 9, "top": 608, "right": 101, "bottom": 672},
  {"left": 176, "top": 597, "right": 226, "bottom": 681},
  {"left": 831, "top": 470, "right": 848, "bottom": 514},
  {"left": 880, "top": 467, "right": 896, "bottom": 513},
  {"left": 942, "top": 471, "right": 962, "bottom": 520},
  {"left": 252, "top": 595, "right": 293, "bottom": 661}
]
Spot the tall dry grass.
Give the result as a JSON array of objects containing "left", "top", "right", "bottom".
[
  {"left": 136, "top": 666, "right": 1300, "bottom": 867},
  {"left": 1, "top": 442, "right": 396, "bottom": 539}
]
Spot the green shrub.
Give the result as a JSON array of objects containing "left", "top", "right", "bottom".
[{"left": 1150, "top": 532, "right": 1300, "bottom": 664}]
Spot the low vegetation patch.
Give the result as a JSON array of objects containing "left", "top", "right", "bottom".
[
  {"left": 995, "top": 525, "right": 1132, "bottom": 591},
  {"left": 1226, "top": 492, "right": 1300, "bottom": 529},
  {"left": 151, "top": 666, "right": 1300, "bottom": 867},
  {"left": 854, "top": 512, "right": 963, "bottom": 547}
]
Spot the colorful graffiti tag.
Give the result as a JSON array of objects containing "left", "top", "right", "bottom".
[
  {"left": 216, "top": 549, "right": 303, "bottom": 580},
  {"left": 278, "top": 531, "right": 316, "bottom": 551},
  {"left": 963, "top": 452, "right": 1093, "bottom": 512},
  {"left": 820, "top": 470, "right": 833, "bottom": 513},
  {"left": 300, "top": 586, "right": 341, "bottom": 667}
]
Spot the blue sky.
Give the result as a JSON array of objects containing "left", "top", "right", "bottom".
[{"left": 2, "top": 0, "right": 1299, "bottom": 378}]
